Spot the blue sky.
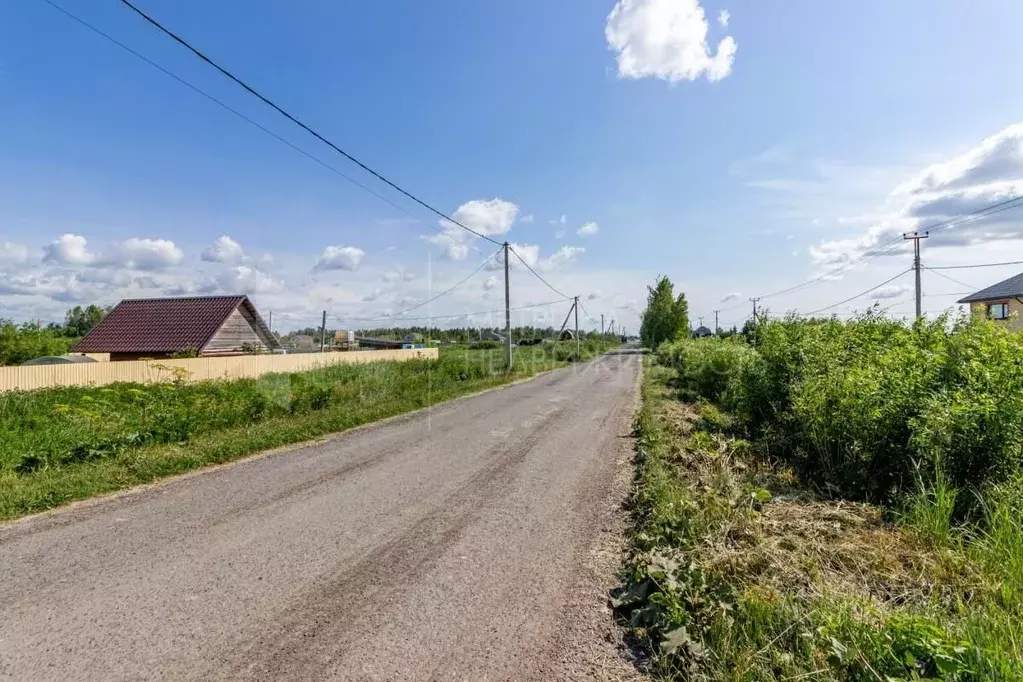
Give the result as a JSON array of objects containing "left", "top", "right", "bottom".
[{"left": 3, "top": 0, "right": 1023, "bottom": 331}]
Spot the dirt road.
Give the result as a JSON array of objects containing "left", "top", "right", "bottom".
[{"left": 0, "top": 350, "right": 641, "bottom": 681}]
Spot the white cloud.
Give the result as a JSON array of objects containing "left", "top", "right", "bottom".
[
  {"left": 813, "top": 122, "right": 1023, "bottom": 266},
  {"left": 201, "top": 235, "right": 246, "bottom": 264},
  {"left": 0, "top": 241, "right": 29, "bottom": 265},
  {"left": 555, "top": 230, "right": 566, "bottom": 240},
  {"left": 720, "top": 292, "right": 741, "bottom": 302},
  {"left": 218, "top": 265, "right": 282, "bottom": 295},
  {"left": 549, "top": 214, "right": 568, "bottom": 226},
  {"left": 425, "top": 198, "right": 521, "bottom": 261},
  {"left": 605, "top": 0, "right": 737, "bottom": 83},
  {"left": 872, "top": 285, "right": 908, "bottom": 300},
  {"left": 105, "top": 238, "right": 184, "bottom": 270},
  {"left": 314, "top": 245, "right": 365, "bottom": 271},
  {"left": 362, "top": 287, "right": 385, "bottom": 302},
  {"left": 43, "top": 234, "right": 95, "bottom": 266},
  {"left": 520, "top": 214, "right": 535, "bottom": 224},
  {"left": 718, "top": 9, "right": 729, "bottom": 27},
  {"left": 445, "top": 198, "right": 519, "bottom": 237},
  {"left": 577, "top": 221, "right": 600, "bottom": 236},
  {"left": 541, "top": 245, "right": 585, "bottom": 271},
  {"left": 483, "top": 275, "right": 498, "bottom": 291}
]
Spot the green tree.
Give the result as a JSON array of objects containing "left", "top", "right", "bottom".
[
  {"left": 0, "top": 320, "right": 75, "bottom": 366},
  {"left": 640, "top": 276, "right": 690, "bottom": 348},
  {"left": 64, "top": 305, "right": 106, "bottom": 337}
]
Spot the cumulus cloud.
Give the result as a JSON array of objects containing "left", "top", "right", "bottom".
[
  {"left": 577, "top": 221, "right": 600, "bottom": 236},
  {"left": 201, "top": 235, "right": 246, "bottom": 264},
  {"left": 103, "top": 238, "right": 184, "bottom": 270},
  {"left": 541, "top": 245, "right": 585, "bottom": 271},
  {"left": 812, "top": 122, "right": 1023, "bottom": 266},
  {"left": 425, "top": 198, "right": 520, "bottom": 261},
  {"left": 483, "top": 275, "right": 498, "bottom": 291},
  {"left": 43, "top": 234, "right": 95, "bottom": 266},
  {"left": 718, "top": 9, "right": 730, "bottom": 27},
  {"left": 872, "top": 285, "right": 908, "bottom": 300},
  {"left": 720, "top": 292, "right": 741, "bottom": 302},
  {"left": 314, "top": 245, "right": 365, "bottom": 271},
  {"left": 605, "top": 0, "right": 737, "bottom": 83},
  {"left": 218, "top": 265, "right": 282, "bottom": 295}
]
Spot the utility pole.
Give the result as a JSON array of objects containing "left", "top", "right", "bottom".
[
  {"left": 903, "top": 231, "right": 929, "bottom": 320},
  {"left": 713, "top": 309, "right": 720, "bottom": 335},
  {"left": 574, "top": 296, "right": 580, "bottom": 359},
  {"left": 601, "top": 313, "right": 605, "bottom": 352},
  {"left": 319, "top": 310, "right": 327, "bottom": 352},
  {"left": 749, "top": 297, "right": 761, "bottom": 326},
  {"left": 503, "top": 242, "right": 512, "bottom": 371},
  {"left": 268, "top": 309, "right": 273, "bottom": 334}
]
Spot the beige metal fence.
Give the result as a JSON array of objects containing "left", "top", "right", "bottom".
[{"left": 0, "top": 348, "right": 438, "bottom": 393}]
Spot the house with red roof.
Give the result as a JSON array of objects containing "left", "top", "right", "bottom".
[{"left": 72, "top": 295, "right": 279, "bottom": 361}]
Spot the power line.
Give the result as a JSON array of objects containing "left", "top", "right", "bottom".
[
  {"left": 803, "top": 269, "right": 912, "bottom": 316},
  {"left": 338, "top": 299, "right": 567, "bottom": 323},
  {"left": 754, "top": 196, "right": 1023, "bottom": 303},
  {"left": 928, "top": 259, "right": 1023, "bottom": 270},
  {"left": 507, "top": 245, "right": 572, "bottom": 300},
  {"left": 118, "top": 0, "right": 502, "bottom": 247},
  {"left": 922, "top": 266, "right": 976, "bottom": 292},
  {"left": 39, "top": 0, "right": 435, "bottom": 230},
  {"left": 334, "top": 247, "right": 501, "bottom": 323}
]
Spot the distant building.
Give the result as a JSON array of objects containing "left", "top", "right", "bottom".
[
  {"left": 958, "top": 272, "right": 1023, "bottom": 332},
  {"left": 693, "top": 326, "right": 713, "bottom": 338},
  {"left": 72, "top": 295, "right": 278, "bottom": 361}
]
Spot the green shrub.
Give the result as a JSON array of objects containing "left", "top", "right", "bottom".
[{"left": 661, "top": 313, "right": 1023, "bottom": 508}]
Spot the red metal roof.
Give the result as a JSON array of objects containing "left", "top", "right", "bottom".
[{"left": 72, "top": 295, "right": 276, "bottom": 354}]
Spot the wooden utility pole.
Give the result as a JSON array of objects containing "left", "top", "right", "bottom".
[
  {"left": 503, "top": 242, "right": 512, "bottom": 371},
  {"left": 749, "top": 297, "right": 761, "bottom": 326},
  {"left": 319, "top": 310, "right": 327, "bottom": 352},
  {"left": 574, "top": 296, "right": 580, "bottom": 359},
  {"left": 903, "top": 231, "right": 929, "bottom": 320}
]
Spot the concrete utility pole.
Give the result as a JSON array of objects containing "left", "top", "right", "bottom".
[
  {"left": 574, "top": 296, "right": 580, "bottom": 359},
  {"left": 268, "top": 310, "right": 273, "bottom": 334},
  {"left": 749, "top": 297, "right": 761, "bottom": 326},
  {"left": 319, "top": 310, "right": 327, "bottom": 352},
  {"left": 903, "top": 231, "right": 929, "bottom": 320},
  {"left": 713, "top": 309, "right": 720, "bottom": 335},
  {"left": 601, "top": 314, "right": 605, "bottom": 352},
  {"left": 503, "top": 242, "right": 512, "bottom": 371}
]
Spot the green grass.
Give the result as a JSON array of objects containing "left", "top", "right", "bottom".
[
  {"left": 0, "top": 340, "right": 615, "bottom": 521},
  {"left": 615, "top": 356, "right": 1023, "bottom": 681}
]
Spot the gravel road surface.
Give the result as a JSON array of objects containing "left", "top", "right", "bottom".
[{"left": 1, "top": 350, "right": 642, "bottom": 681}]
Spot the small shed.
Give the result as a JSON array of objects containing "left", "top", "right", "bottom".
[
  {"left": 71, "top": 295, "right": 278, "bottom": 361},
  {"left": 21, "top": 355, "right": 98, "bottom": 366}
]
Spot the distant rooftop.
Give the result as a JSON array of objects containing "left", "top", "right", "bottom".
[{"left": 958, "top": 272, "right": 1023, "bottom": 304}]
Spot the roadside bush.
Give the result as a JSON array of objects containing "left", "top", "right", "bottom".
[
  {"left": 657, "top": 338, "right": 754, "bottom": 406},
  {"left": 666, "top": 313, "right": 1023, "bottom": 508}
]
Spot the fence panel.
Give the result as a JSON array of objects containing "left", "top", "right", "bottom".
[{"left": 0, "top": 348, "right": 438, "bottom": 392}]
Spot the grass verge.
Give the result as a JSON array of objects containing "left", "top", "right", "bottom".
[
  {"left": 614, "top": 357, "right": 1023, "bottom": 681},
  {"left": 0, "top": 341, "right": 615, "bottom": 521}
]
